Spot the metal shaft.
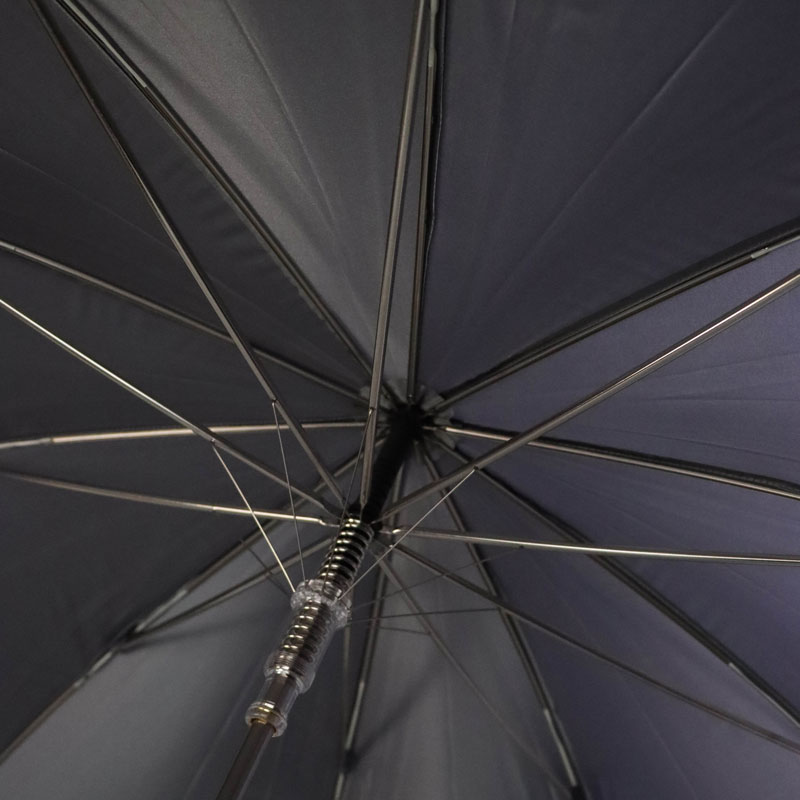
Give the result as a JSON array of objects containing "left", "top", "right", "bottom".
[{"left": 215, "top": 722, "right": 274, "bottom": 800}]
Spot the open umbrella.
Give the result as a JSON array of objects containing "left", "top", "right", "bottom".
[{"left": 3, "top": 0, "right": 800, "bottom": 797}]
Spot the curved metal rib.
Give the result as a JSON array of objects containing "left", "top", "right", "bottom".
[
  {"left": 0, "top": 468, "right": 335, "bottom": 526},
  {"left": 439, "top": 422, "right": 800, "bottom": 504},
  {"left": 406, "top": 0, "right": 440, "bottom": 405},
  {"left": 392, "top": 526, "right": 800, "bottom": 566},
  {"left": 0, "top": 419, "right": 364, "bottom": 452}
]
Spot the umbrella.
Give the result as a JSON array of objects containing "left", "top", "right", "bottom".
[{"left": 3, "top": 0, "right": 800, "bottom": 797}]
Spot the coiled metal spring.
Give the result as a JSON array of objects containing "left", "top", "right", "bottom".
[
  {"left": 317, "top": 518, "right": 373, "bottom": 596},
  {"left": 271, "top": 597, "right": 336, "bottom": 687}
]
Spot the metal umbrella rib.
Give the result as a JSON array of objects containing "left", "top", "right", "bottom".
[
  {"left": 392, "top": 526, "right": 800, "bottom": 567},
  {"left": 406, "top": 0, "right": 440, "bottom": 405},
  {"left": 0, "top": 419, "right": 364, "bottom": 452},
  {"left": 0, "top": 468, "right": 336, "bottom": 526},
  {"left": 439, "top": 422, "right": 800, "bottom": 504}
]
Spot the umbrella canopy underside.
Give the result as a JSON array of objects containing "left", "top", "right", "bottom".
[{"left": 3, "top": 1, "right": 800, "bottom": 798}]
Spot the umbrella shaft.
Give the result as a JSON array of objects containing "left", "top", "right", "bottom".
[{"left": 215, "top": 721, "right": 274, "bottom": 800}]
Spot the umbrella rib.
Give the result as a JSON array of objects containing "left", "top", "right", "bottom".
[
  {"left": 351, "top": 547, "right": 521, "bottom": 616},
  {"left": 30, "top": 0, "right": 345, "bottom": 504},
  {"left": 125, "top": 537, "right": 331, "bottom": 646},
  {"left": 0, "top": 468, "right": 335, "bottom": 526},
  {"left": 377, "top": 558, "right": 572, "bottom": 796},
  {"left": 418, "top": 444, "right": 586, "bottom": 794},
  {"left": 212, "top": 448, "right": 294, "bottom": 592},
  {"left": 52, "top": 0, "right": 378, "bottom": 385},
  {"left": 271, "top": 402, "right": 306, "bottom": 581},
  {"left": 434, "top": 439, "right": 800, "bottom": 728},
  {"left": 431, "top": 224, "right": 800, "bottom": 412},
  {"left": 360, "top": 0, "right": 428, "bottom": 507},
  {"left": 384, "top": 265, "right": 800, "bottom": 518},
  {"left": 440, "top": 421, "right": 800, "bottom": 504},
  {"left": 393, "top": 544, "right": 800, "bottom": 757},
  {"left": 0, "top": 419, "right": 364, "bottom": 452},
  {"left": 406, "top": 0, "right": 440, "bottom": 405},
  {"left": 133, "top": 443, "right": 372, "bottom": 635},
  {"left": 347, "top": 607, "right": 501, "bottom": 625},
  {"left": 0, "top": 293, "right": 336, "bottom": 513},
  {"left": 0, "top": 239, "right": 365, "bottom": 405},
  {"left": 392, "top": 526, "right": 800, "bottom": 566},
  {"left": 348, "top": 468, "right": 474, "bottom": 596}
]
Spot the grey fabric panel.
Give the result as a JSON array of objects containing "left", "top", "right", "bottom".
[
  {"left": 0, "top": 475, "right": 256, "bottom": 754},
  {"left": 446, "top": 472, "right": 800, "bottom": 796},
  {"left": 420, "top": 0, "right": 800, "bottom": 390},
  {"left": 0, "top": 2, "right": 178, "bottom": 294},
  {"left": 553, "top": 283, "right": 800, "bottom": 483},
  {"left": 0, "top": 427, "right": 359, "bottom": 753},
  {"left": 466, "top": 445, "right": 800, "bottom": 716},
  {"left": 53, "top": 6, "right": 368, "bottom": 387},
  {"left": 0, "top": 248, "right": 361, "bottom": 440},
  {"left": 343, "top": 557, "right": 560, "bottom": 800},
  {"left": 0, "top": 535, "right": 377, "bottom": 800},
  {"left": 519, "top": 629, "right": 800, "bottom": 800},
  {"left": 432, "top": 447, "right": 800, "bottom": 740},
  {"left": 0, "top": 0, "right": 366, "bottom": 390},
  {"left": 450, "top": 236, "right": 800, "bottom": 457},
  {"left": 81, "top": 0, "right": 424, "bottom": 385}
]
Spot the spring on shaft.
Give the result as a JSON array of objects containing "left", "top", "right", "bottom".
[
  {"left": 270, "top": 596, "right": 337, "bottom": 686},
  {"left": 317, "top": 518, "right": 373, "bottom": 597},
  {"left": 245, "top": 518, "right": 374, "bottom": 736}
]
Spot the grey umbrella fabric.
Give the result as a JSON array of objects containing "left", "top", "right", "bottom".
[{"left": 2, "top": 1, "right": 800, "bottom": 798}]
